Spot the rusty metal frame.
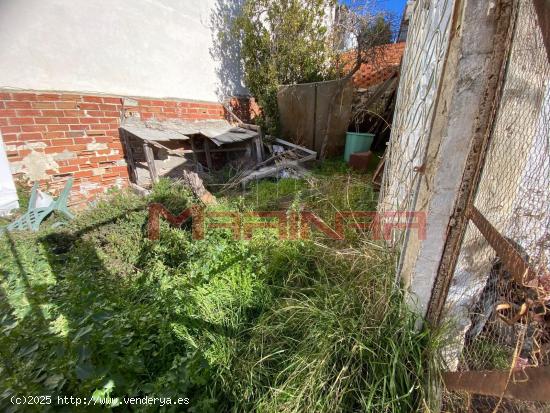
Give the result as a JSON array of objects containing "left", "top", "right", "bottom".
[
  {"left": 443, "top": 366, "right": 550, "bottom": 401},
  {"left": 468, "top": 206, "right": 536, "bottom": 282}
]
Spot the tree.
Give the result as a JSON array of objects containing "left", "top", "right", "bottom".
[{"left": 232, "top": 0, "right": 338, "bottom": 134}]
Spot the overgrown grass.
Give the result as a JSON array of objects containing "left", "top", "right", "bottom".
[{"left": 0, "top": 167, "right": 440, "bottom": 412}]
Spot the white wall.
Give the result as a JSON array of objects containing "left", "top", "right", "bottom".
[
  {"left": 0, "top": 132, "right": 19, "bottom": 215},
  {"left": 0, "top": 0, "right": 246, "bottom": 102}
]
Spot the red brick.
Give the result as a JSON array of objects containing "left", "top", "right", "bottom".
[
  {"left": 67, "top": 157, "right": 90, "bottom": 166},
  {"left": 2, "top": 134, "right": 18, "bottom": 142},
  {"left": 85, "top": 110, "right": 103, "bottom": 117},
  {"left": 59, "top": 94, "right": 81, "bottom": 101},
  {"left": 9, "top": 117, "right": 34, "bottom": 125},
  {"left": 94, "top": 136, "right": 113, "bottom": 143},
  {"left": 74, "top": 170, "right": 93, "bottom": 178},
  {"left": 72, "top": 136, "right": 93, "bottom": 143},
  {"left": 58, "top": 165, "right": 79, "bottom": 174},
  {"left": 44, "top": 146, "right": 68, "bottom": 154},
  {"left": 102, "top": 97, "right": 121, "bottom": 104},
  {"left": 6, "top": 101, "right": 32, "bottom": 109},
  {"left": 51, "top": 138, "right": 74, "bottom": 146},
  {"left": 16, "top": 109, "right": 41, "bottom": 117},
  {"left": 47, "top": 124, "right": 69, "bottom": 132},
  {"left": 45, "top": 132, "right": 68, "bottom": 140},
  {"left": 82, "top": 96, "right": 103, "bottom": 103},
  {"left": 57, "top": 117, "right": 79, "bottom": 124},
  {"left": 0, "top": 110, "right": 17, "bottom": 117},
  {"left": 55, "top": 101, "right": 78, "bottom": 109},
  {"left": 1, "top": 126, "right": 21, "bottom": 134},
  {"left": 80, "top": 118, "right": 100, "bottom": 124},
  {"left": 103, "top": 111, "right": 120, "bottom": 117},
  {"left": 35, "top": 117, "right": 58, "bottom": 124},
  {"left": 19, "top": 132, "right": 43, "bottom": 141},
  {"left": 41, "top": 110, "right": 66, "bottom": 117},
  {"left": 348, "top": 151, "right": 373, "bottom": 172},
  {"left": 36, "top": 93, "right": 61, "bottom": 101},
  {"left": 32, "top": 102, "right": 57, "bottom": 109},
  {"left": 97, "top": 104, "right": 119, "bottom": 112},
  {"left": 21, "top": 125, "right": 46, "bottom": 132},
  {"left": 90, "top": 123, "right": 111, "bottom": 130},
  {"left": 0, "top": 119, "right": 7, "bottom": 126},
  {"left": 70, "top": 124, "right": 89, "bottom": 131},
  {"left": 78, "top": 103, "right": 100, "bottom": 110},
  {"left": 110, "top": 166, "right": 128, "bottom": 173},
  {"left": 11, "top": 92, "right": 37, "bottom": 101},
  {"left": 63, "top": 110, "right": 82, "bottom": 117}
]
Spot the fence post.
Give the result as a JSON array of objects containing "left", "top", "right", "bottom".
[{"left": 393, "top": 0, "right": 515, "bottom": 323}]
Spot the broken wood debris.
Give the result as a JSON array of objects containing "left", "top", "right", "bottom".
[
  {"left": 119, "top": 117, "right": 263, "bottom": 188},
  {"left": 223, "top": 138, "right": 316, "bottom": 189}
]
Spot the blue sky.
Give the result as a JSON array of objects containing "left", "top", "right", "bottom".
[{"left": 339, "top": 0, "right": 407, "bottom": 23}]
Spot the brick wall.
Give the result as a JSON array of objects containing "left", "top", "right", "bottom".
[
  {"left": 344, "top": 42, "right": 406, "bottom": 89},
  {"left": 0, "top": 91, "right": 225, "bottom": 206}
]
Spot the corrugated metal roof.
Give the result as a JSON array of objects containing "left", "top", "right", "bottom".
[{"left": 120, "top": 118, "right": 258, "bottom": 146}]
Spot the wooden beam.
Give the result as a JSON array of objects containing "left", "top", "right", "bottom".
[
  {"left": 189, "top": 136, "right": 199, "bottom": 172},
  {"left": 119, "top": 129, "right": 137, "bottom": 183},
  {"left": 203, "top": 139, "right": 213, "bottom": 171},
  {"left": 274, "top": 138, "right": 317, "bottom": 156},
  {"left": 254, "top": 135, "right": 263, "bottom": 163},
  {"left": 143, "top": 143, "right": 158, "bottom": 184}
]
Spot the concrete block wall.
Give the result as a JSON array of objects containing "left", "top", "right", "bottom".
[{"left": 0, "top": 90, "right": 225, "bottom": 206}]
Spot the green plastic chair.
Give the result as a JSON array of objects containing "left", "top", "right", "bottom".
[{"left": 6, "top": 178, "right": 75, "bottom": 232}]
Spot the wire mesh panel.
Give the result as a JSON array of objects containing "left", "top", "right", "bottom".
[
  {"left": 442, "top": 0, "right": 550, "bottom": 410},
  {"left": 379, "top": 0, "right": 453, "bottom": 248}
]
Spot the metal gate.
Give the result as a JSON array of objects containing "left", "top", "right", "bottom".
[{"left": 432, "top": 0, "right": 550, "bottom": 410}]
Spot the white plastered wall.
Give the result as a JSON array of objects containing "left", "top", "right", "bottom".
[{"left": 0, "top": 0, "right": 247, "bottom": 102}]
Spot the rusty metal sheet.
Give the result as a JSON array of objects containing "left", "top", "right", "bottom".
[
  {"left": 468, "top": 206, "right": 536, "bottom": 282},
  {"left": 443, "top": 366, "right": 550, "bottom": 401}
]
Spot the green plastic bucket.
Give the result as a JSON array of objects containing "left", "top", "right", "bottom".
[{"left": 344, "top": 132, "right": 374, "bottom": 162}]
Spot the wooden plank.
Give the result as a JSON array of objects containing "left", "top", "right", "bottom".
[
  {"left": 203, "top": 139, "right": 213, "bottom": 170},
  {"left": 189, "top": 136, "right": 199, "bottom": 172},
  {"left": 468, "top": 206, "right": 536, "bottom": 282},
  {"left": 274, "top": 138, "right": 317, "bottom": 156},
  {"left": 143, "top": 143, "right": 158, "bottom": 184},
  {"left": 254, "top": 135, "right": 263, "bottom": 163},
  {"left": 119, "top": 129, "right": 137, "bottom": 183},
  {"left": 443, "top": 366, "right": 550, "bottom": 402},
  {"left": 372, "top": 152, "right": 386, "bottom": 190},
  {"left": 143, "top": 138, "right": 248, "bottom": 155}
]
